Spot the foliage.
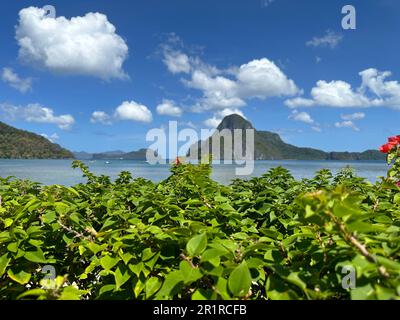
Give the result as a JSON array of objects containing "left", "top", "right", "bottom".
[
  {"left": 0, "top": 158, "right": 399, "bottom": 300},
  {"left": 0, "top": 121, "right": 73, "bottom": 159}
]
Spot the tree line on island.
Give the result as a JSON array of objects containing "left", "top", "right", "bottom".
[{"left": 0, "top": 115, "right": 385, "bottom": 161}]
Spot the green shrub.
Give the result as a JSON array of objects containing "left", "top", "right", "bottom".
[{"left": 0, "top": 159, "right": 399, "bottom": 300}]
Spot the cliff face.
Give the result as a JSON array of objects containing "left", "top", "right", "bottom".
[
  {"left": 188, "top": 114, "right": 385, "bottom": 161},
  {"left": 0, "top": 121, "right": 74, "bottom": 159}
]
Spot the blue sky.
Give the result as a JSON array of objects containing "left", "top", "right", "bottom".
[{"left": 0, "top": 0, "right": 399, "bottom": 153}]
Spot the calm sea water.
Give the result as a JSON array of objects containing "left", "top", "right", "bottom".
[{"left": 0, "top": 159, "right": 388, "bottom": 186}]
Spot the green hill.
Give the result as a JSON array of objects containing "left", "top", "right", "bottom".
[
  {"left": 188, "top": 114, "right": 385, "bottom": 161},
  {"left": 90, "top": 149, "right": 151, "bottom": 160},
  {"left": 0, "top": 121, "right": 74, "bottom": 159}
]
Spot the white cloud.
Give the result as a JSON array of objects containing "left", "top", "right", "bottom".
[
  {"left": 341, "top": 112, "right": 365, "bottom": 121},
  {"left": 40, "top": 132, "right": 59, "bottom": 143},
  {"left": 285, "top": 97, "right": 315, "bottom": 108},
  {"left": 289, "top": 110, "right": 314, "bottom": 124},
  {"left": 306, "top": 30, "right": 343, "bottom": 49},
  {"left": 186, "top": 70, "right": 246, "bottom": 111},
  {"left": 217, "top": 108, "right": 246, "bottom": 119},
  {"left": 156, "top": 99, "right": 183, "bottom": 117},
  {"left": 23, "top": 104, "right": 75, "bottom": 129},
  {"left": 203, "top": 108, "right": 245, "bottom": 128},
  {"left": 335, "top": 120, "right": 359, "bottom": 131},
  {"left": 184, "top": 58, "right": 298, "bottom": 111},
  {"left": 359, "top": 68, "right": 400, "bottom": 107},
  {"left": 16, "top": 7, "right": 128, "bottom": 80},
  {"left": 236, "top": 58, "right": 299, "bottom": 99},
  {"left": 1, "top": 68, "right": 32, "bottom": 93},
  {"left": 90, "top": 111, "right": 112, "bottom": 125},
  {"left": 163, "top": 49, "right": 191, "bottom": 74},
  {"left": 310, "top": 80, "right": 369, "bottom": 107},
  {"left": 114, "top": 101, "right": 152, "bottom": 123},
  {"left": 162, "top": 38, "right": 299, "bottom": 112},
  {"left": 203, "top": 116, "right": 221, "bottom": 128},
  {"left": 285, "top": 68, "right": 400, "bottom": 110},
  {"left": 0, "top": 103, "right": 75, "bottom": 130}
]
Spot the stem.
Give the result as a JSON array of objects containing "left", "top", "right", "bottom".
[
  {"left": 58, "top": 220, "right": 92, "bottom": 241},
  {"left": 325, "top": 211, "right": 389, "bottom": 278}
]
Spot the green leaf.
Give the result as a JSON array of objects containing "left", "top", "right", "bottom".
[
  {"left": 228, "top": 261, "right": 252, "bottom": 297},
  {"left": 17, "top": 289, "right": 47, "bottom": 299},
  {"left": 59, "top": 286, "right": 82, "bottom": 300},
  {"left": 0, "top": 254, "right": 10, "bottom": 277},
  {"left": 87, "top": 242, "right": 106, "bottom": 255},
  {"left": 285, "top": 272, "right": 307, "bottom": 291},
  {"left": 186, "top": 233, "right": 207, "bottom": 256},
  {"left": 192, "top": 288, "right": 216, "bottom": 300},
  {"left": 7, "top": 242, "right": 18, "bottom": 253},
  {"left": 24, "top": 249, "right": 48, "bottom": 264},
  {"left": 3, "top": 218, "right": 13, "bottom": 228},
  {"left": 145, "top": 277, "right": 162, "bottom": 298},
  {"left": 351, "top": 283, "right": 375, "bottom": 300},
  {"left": 114, "top": 266, "right": 131, "bottom": 290},
  {"left": 100, "top": 255, "right": 119, "bottom": 271},
  {"left": 157, "top": 271, "right": 184, "bottom": 298},
  {"left": 179, "top": 261, "right": 203, "bottom": 283},
  {"left": 8, "top": 269, "right": 31, "bottom": 285}
]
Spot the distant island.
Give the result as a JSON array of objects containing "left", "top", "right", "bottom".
[
  {"left": 0, "top": 121, "right": 74, "bottom": 159},
  {"left": 0, "top": 117, "right": 385, "bottom": 161},
  {"left": 73, "top": 149, "right": 150, "bottom": 160},
  {"left": 188, "top": 114, "right": 385, "bottom": 161}
]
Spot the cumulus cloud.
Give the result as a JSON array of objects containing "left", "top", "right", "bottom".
[
  {"left": 0, "top": 103, "right": 75, "bottom": 130},
  {"left": 162, "top": 37, "right": 299, "bottom": 112},
  {"left": 289, "top": 110, "right": 314, "bottom": 124},
  {"left": 236, "top": 58, "right": 299, "bottom": 99},
  {"left": 335, "top": 120, "right": 359, "bottom": 131},
  {"left": 90, "top": 111, "right": 112, "bottom": 125},
  {"left": 156, "top": 99, "right": 183, "bottom": 117},
  {"left": 306, "top": 30, "right": 343, "bottom": 49},
  {"left": 23, "top": 104, "right": 75, "bottom": 129},
  {"left": 185, "top": 59, "right": 298, "bottom": 111},
  {"left": 114, "top": 101, "right": 153, "bottom": 123},
  {"left": 91, "top": 100, "right": 153, "bottom": 125},
  {"left": 40, "top": 132, "right": 59, "bottom": 143},
  {"left": 285, "top": 68, "right": 400, "bottom": 110},
  {"left": 1, "top": 68, "right": 32, "bottom": 93},
  {"left": 15, "top": 7, "right": 129, "bottom": 80},
  {"left": 203, "top": 108, "right": 245, "bottom": 128}
]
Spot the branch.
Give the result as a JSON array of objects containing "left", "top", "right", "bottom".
[
  {"left": 326, "top": 211, "right": 389, "bottom": 278},
  {"left": 58, "top": 220, "right": 93, "bottom": 241}
]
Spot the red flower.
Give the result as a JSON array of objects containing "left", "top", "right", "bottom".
[
  {"left": 175, "top": 157, "right": 181, "bottom": 165},
  {"left": 379, "top": 143, "right": 396, "bottom": 154},
  {"left": 388, "top": 136, "right": 400, "bottom": 145},
  {"left": 397, "top": 181, "right": 400, "bottom": 187}
]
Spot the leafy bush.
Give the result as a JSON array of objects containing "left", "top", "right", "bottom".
[{"left": 0, "top": 156, "right": 399, "bottom": 300}]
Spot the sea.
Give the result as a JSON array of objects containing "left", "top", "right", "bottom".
[{"left": 0, "top": 159, "right": 389, "bottom": 186}]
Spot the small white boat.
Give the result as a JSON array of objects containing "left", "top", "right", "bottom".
[{"left": 105, "top": 161, "right": 111, "bottom": 164}]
